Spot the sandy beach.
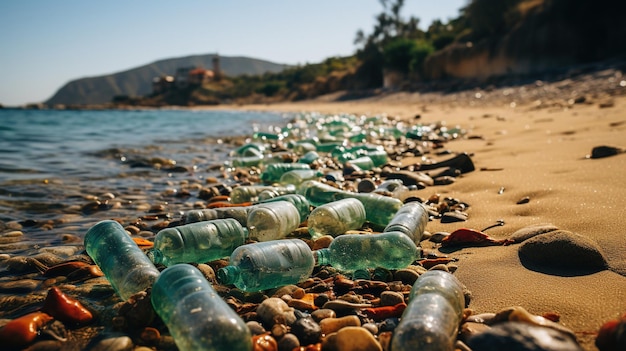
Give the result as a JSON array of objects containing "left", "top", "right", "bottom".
[{"left": 223, "top": 83, "right": 626, "bottom": 350}]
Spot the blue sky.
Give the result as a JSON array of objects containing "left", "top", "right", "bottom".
[{"left": 0, "top": 0, "right": 466, "bottom": 106}]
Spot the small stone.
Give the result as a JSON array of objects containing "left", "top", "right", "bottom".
[
  {"left": 517, "top": 196, "right": 531, "bottom": 204},
  {"left": 518, "top": 230, "right": 608, "bottom": 273},
  {"left": 312, "top": 236, "right": 333, "bottom": 250},
  {"left": 290, "top": 316, "right": 322, "bottom": 345},
  {"left": 247, "top": 321, "right": 266, "bottom": 335},
  {"left": 357, "top": 179, "right": 376, "bottom": 193},
  {"left": 310, "top": 308, "right": 336, "bottom": 323},
  {"left": 379, "top": 291, "right": 405, "bottom": 307},
  {"left": 319, "top": 315, "right": 361, "bottom": 335},
  {"left": 322, "top": 299, "right": 371, "bottom": 312},
  {"left": 589, "top": 145, "right": 622, "bottom": 159},
  {"left": 0, "top": 279, "right": 39, "bottom": 293},
  {"left": 257, "top": 297, "right": 297, "bottom": 327},
  {"left": 277, "top": 333, "right": 300, "bottom": 351},
  {"left": 441, "top": 211, "right": 468, "bottom": 223},
  {"left": 89, "top": 335, "right": 134, "bottom": 351},
  {"left": 362, "top": 322, "right": 379, "bottom": 335},
  {"left": 252, "top": 333, "right": 278, "bottom": 351},
  {"left": 429, "top": 232, "right": 450, "bottom": 243},
  {"left": 459, "top": 322, "right": 492, "bottom": 342},
  {"left": 393, "top": 269, "right": 420, "bottom": 285},
  {"left": 466, "top": 322, "right": 583, "bottom": 351},
  {"left": 323, "top": 326, "right": 382, "bottom": 351}
]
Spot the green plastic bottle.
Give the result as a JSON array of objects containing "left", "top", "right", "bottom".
[
  {"left": 279, "top": 169, "right": 324, "bottom": 186},
  {"left": 315, "top": 231, "right": 418, "bottom": 272},
  {"left": 391, "top": 270, "right": 465, "bottom": 351},
  {"left": 148, "top": 218, "right": 248, "bottom": 267},
  {"left": 257, "top": 194, "right": 311, "bottom": 223},
  {"left": 307, "top": 198, "right": 366, "bottom": 239},
  {"left": 344, "top": 156, "right": 375, "bottom": 170},
  {"left": 384, "top": 201, "right": 429, "bottom": 245},
  {"left": 298, "top": 180, "right": 402, "bottom": 229},
  {"left": 84, "top": 220, "right": 160, "bottom": 300},
  {"left": 297, "top": 150, "right": 320, "bottom": 164},
  {"left": 230, "top": 184, "right": 295, "bottom": 203},
  {"left": 151, "top": 264, "right": 252, "bottom": 351},
  {"left": 260, "top": 163, "right": 311, "bottom": 183},
  {"left": 217, "top": 239, "right": 315, "bottom": 292},
  {"left": 183, "top": 207, "right": 249, "bottom": 226},
  {"left": 247, "top": 201, "right": 300, "bottom": 241}
]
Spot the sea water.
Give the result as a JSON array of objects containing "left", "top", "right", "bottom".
[{"left": 0, "top": 108, "right": 285, "bottom": 248}]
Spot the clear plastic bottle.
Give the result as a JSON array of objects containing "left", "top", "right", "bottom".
[
  {"left": 384, "top": 201, "right": 429, "bottom": 245},
  {"left": 183, "top": 207, "right": 249, "bottom": 226},
  {"left": 217, "top": 239, "right": 315, "bottom": 292},
  {"left": 230, "top": 184, "right": 295, "bottom": 203},
  {"left": 279, "top": 169, "right": 324, "bottom": 186},
  {"left": 315, "top": 231, "right": 418, "bottom": 272},
  {"left": 307, "top": 198, "right": 366, "bottom": 239},
  {"left": 260, "top": 163, "right": 311, "bottom": 183},
  {"left": 148, "top": 218, "right": 248, "bottom": 267},
  {"left": 84, "top": 220, "right": 160, "bottom": 300},
  {"left": 344, "top": 156, "right": 375, "bottom": 170},
  {"left": 391, "top": 270, "right": 465, "bottom": 351},
  {"left": 247, "top": 201, "right": 300, "bottom": 241},
  {"left": 298, "top": 180, "right": 402, "bottom": 229},
  {"left": 257, "top": 194, "right": 311, "bottom": 223},
  {"left": 298, "top": 150, "right": 320, "bottom": 164},
  {"left": 151, "top": 264, "right": 252, "bottom": 351}
]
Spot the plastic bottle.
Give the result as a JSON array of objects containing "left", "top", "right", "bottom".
[
  {"left": 298, "top": 180, "right": 402, "bottom": 229},
  {"left": 247, "top": 201, "right": 300, "bottom": 241},
  {"left": 217, "top": 239, "right": 315, "bottom": 292},
  {"left": 391, "top": 270, "right": 465, "bottom": 351},
  {"left": 298, "top": 150, "right": 320, "bottom": 164},
  {"left": 230, "top": 184, "right": 295, "bottom": 203},
  {"left": 260, "top": 163, "right": 311, "bottom": 183},
  {"left": 344, "top": 156, "right": 375, "bottom": 170},
  {"left": 183, "top": 207, "right": 249, "bottom": 226},
  {"left": 279, "top": 169, "right": 324, "bottom": 186},
  {"left": 84, "top": 220, "right": 160, "bottom": 300},
  {"left": 307, "top": 198, "right": 366, "bottom": 239},
  {"left": 148, "top": 218, "right": 248, "bottom": 267},
  {"left": 257, "top": 194, "right": 311, "bottom": 223},
  {"left": 151, "top": 264, "right": 252, "bottom": 351},
  {"left": 315, "top": 231, "right": 418, "bottom": 272},
  {"left": 232, "top": 142, "right": 265, "bottom": 157},
  {"left": 384, "top": 201, "right": 429, "bottom": 245}
]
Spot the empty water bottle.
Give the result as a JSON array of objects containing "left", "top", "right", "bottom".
[
  {"left": 257, "top": 194, "right": 311, "bottom": 223},
  {"left": 217, "top": 239, "right": 315, "bottom": 292},
  {"left": 148, "top": 218, "right": 248, "bottom": 267},
  {"left": 151, "top": 264, "right": 252, "bottom": 351},
  {"left": 315, "top": 231, "right": 418, "bottom": 272},
  {"left": 391, "top": 270, "right": 465, "bottom": 351},
  {"left": 183, "top": 206, "right": 249, "bottom": 226},
  {"left": 344, "top": 156, "right": 375, "bottom": 170},
  {"left": 260, "top": 163, "right": 311, "bottom": 183},
  {"left": 298, "top": 180, "right": 402, "bottom": 229},
  {"left": 298, "top": 150, "right": 320, "bottom": 164},
  {"left": 279, "top": 169, "right": 324, "bottom": 186},
  {"left": 84, "top": 220, "right": 160, "bottom": 300},
  {"left": 230, "top": 184, "right": 295, "bottom": 203},
  {"left": 384, "top": 201, "right": 429, "bottom": 245},
  {"left": 247, "top": 201, "right": 300, "bottom": 241},
  {"left": 307, "top": 198, "right": 366, "bottom": 239}
]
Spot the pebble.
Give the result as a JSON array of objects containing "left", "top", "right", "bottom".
[
  {"left": 0, "top": 279, "right": 39, "bottom": 293},
  {"left": 379, "top": 291, "right": 405, "bottom": 306},
  {"left": 357, "top": 179, "right": 376, "bottom": 193},
  {"left": 322, "top": 326, "right": 382, "bottom": 351},
  {"left": 277, "top": 333, "right": 300, "bottom": 351},
  {"left": 89, "top": 335, "right": 134, "bottom": 351},
  {"left": 466, "top": 322, "right": 583, "bottom": 351},
  {"left": 393, "top": 268, "right": 421, "bottom": 285},
  {"left": 441, "top": 211, "right": 468, "bottom": 223},
  {"left": 247, "top": 321, "right": 266, "bottom": 335},
  {"left": 518, "top": 230, "right": 608, "bottom": 273},
  {"left": 257, "top": 298, "right": 297, "bottom": 326},
  {"left": 252, "top": 333, "right": 277, "bottom": 351},
  {"left": 310, "top": 308, "right": 335, "bottom": 323},
  {"left": 319, "top": 315, "right": 361, "bottom": 335},
  {"left": 290, "top": 316, "right": 322, "bottom": 345},
  {"left": 322, "top": 299, "right": 371, "bottom": 312}
]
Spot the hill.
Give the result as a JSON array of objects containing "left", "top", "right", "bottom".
[{"left": 45, "top": 54, "right": 290, "bottom": 106}]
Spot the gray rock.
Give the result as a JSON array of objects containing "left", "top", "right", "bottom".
[
  {"left": 290, "top": 316, "right": 321, "bottom": 345},
  {"left": 277, "top": 333, "right": 300, "bottom": 351},
  {"left": 518, "top": 230, "right": 608, "bottom": 274},
  {"left": 379, "top": 291, "right": 405, "bottom": 306},
  {"left": 467, "top": 322, "right": 583, "bottom": 351}
]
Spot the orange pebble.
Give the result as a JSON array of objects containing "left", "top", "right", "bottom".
[
  {"left": 363, "top": 302, "right": 407, "bottom": 321},
  {"left": 133, "top": 237, "right": 154, "bottom": 248},
  {"left": 41, "top": 287, "right": 93, "bottom": 325},
  {"left": 0, "top": 312, "right": 53, "bottom": 348},
  {"left": 252, "top": 332, "right": 277, "bottom": 351}
]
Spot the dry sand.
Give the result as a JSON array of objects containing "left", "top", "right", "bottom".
[{"left": 217, "top": 90, "right": 626, "bottom": 350}]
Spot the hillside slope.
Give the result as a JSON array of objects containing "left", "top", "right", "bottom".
[{"left": 46, "top": 54, "right": 289, "bottom": 105}]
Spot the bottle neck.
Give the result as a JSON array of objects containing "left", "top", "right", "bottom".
[
  {"left": 217, "top": 265, "right": 241, "bottom": 285},
  {"left": 314, "top": 248, "right": 330, "bottom": 266},
  {"left": 146, "top": 249, "right": 163, "bottom": 265}
]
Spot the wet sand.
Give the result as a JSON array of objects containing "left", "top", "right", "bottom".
[{"left": 219, "top": 88, "right": 626, "bottom": 349}]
